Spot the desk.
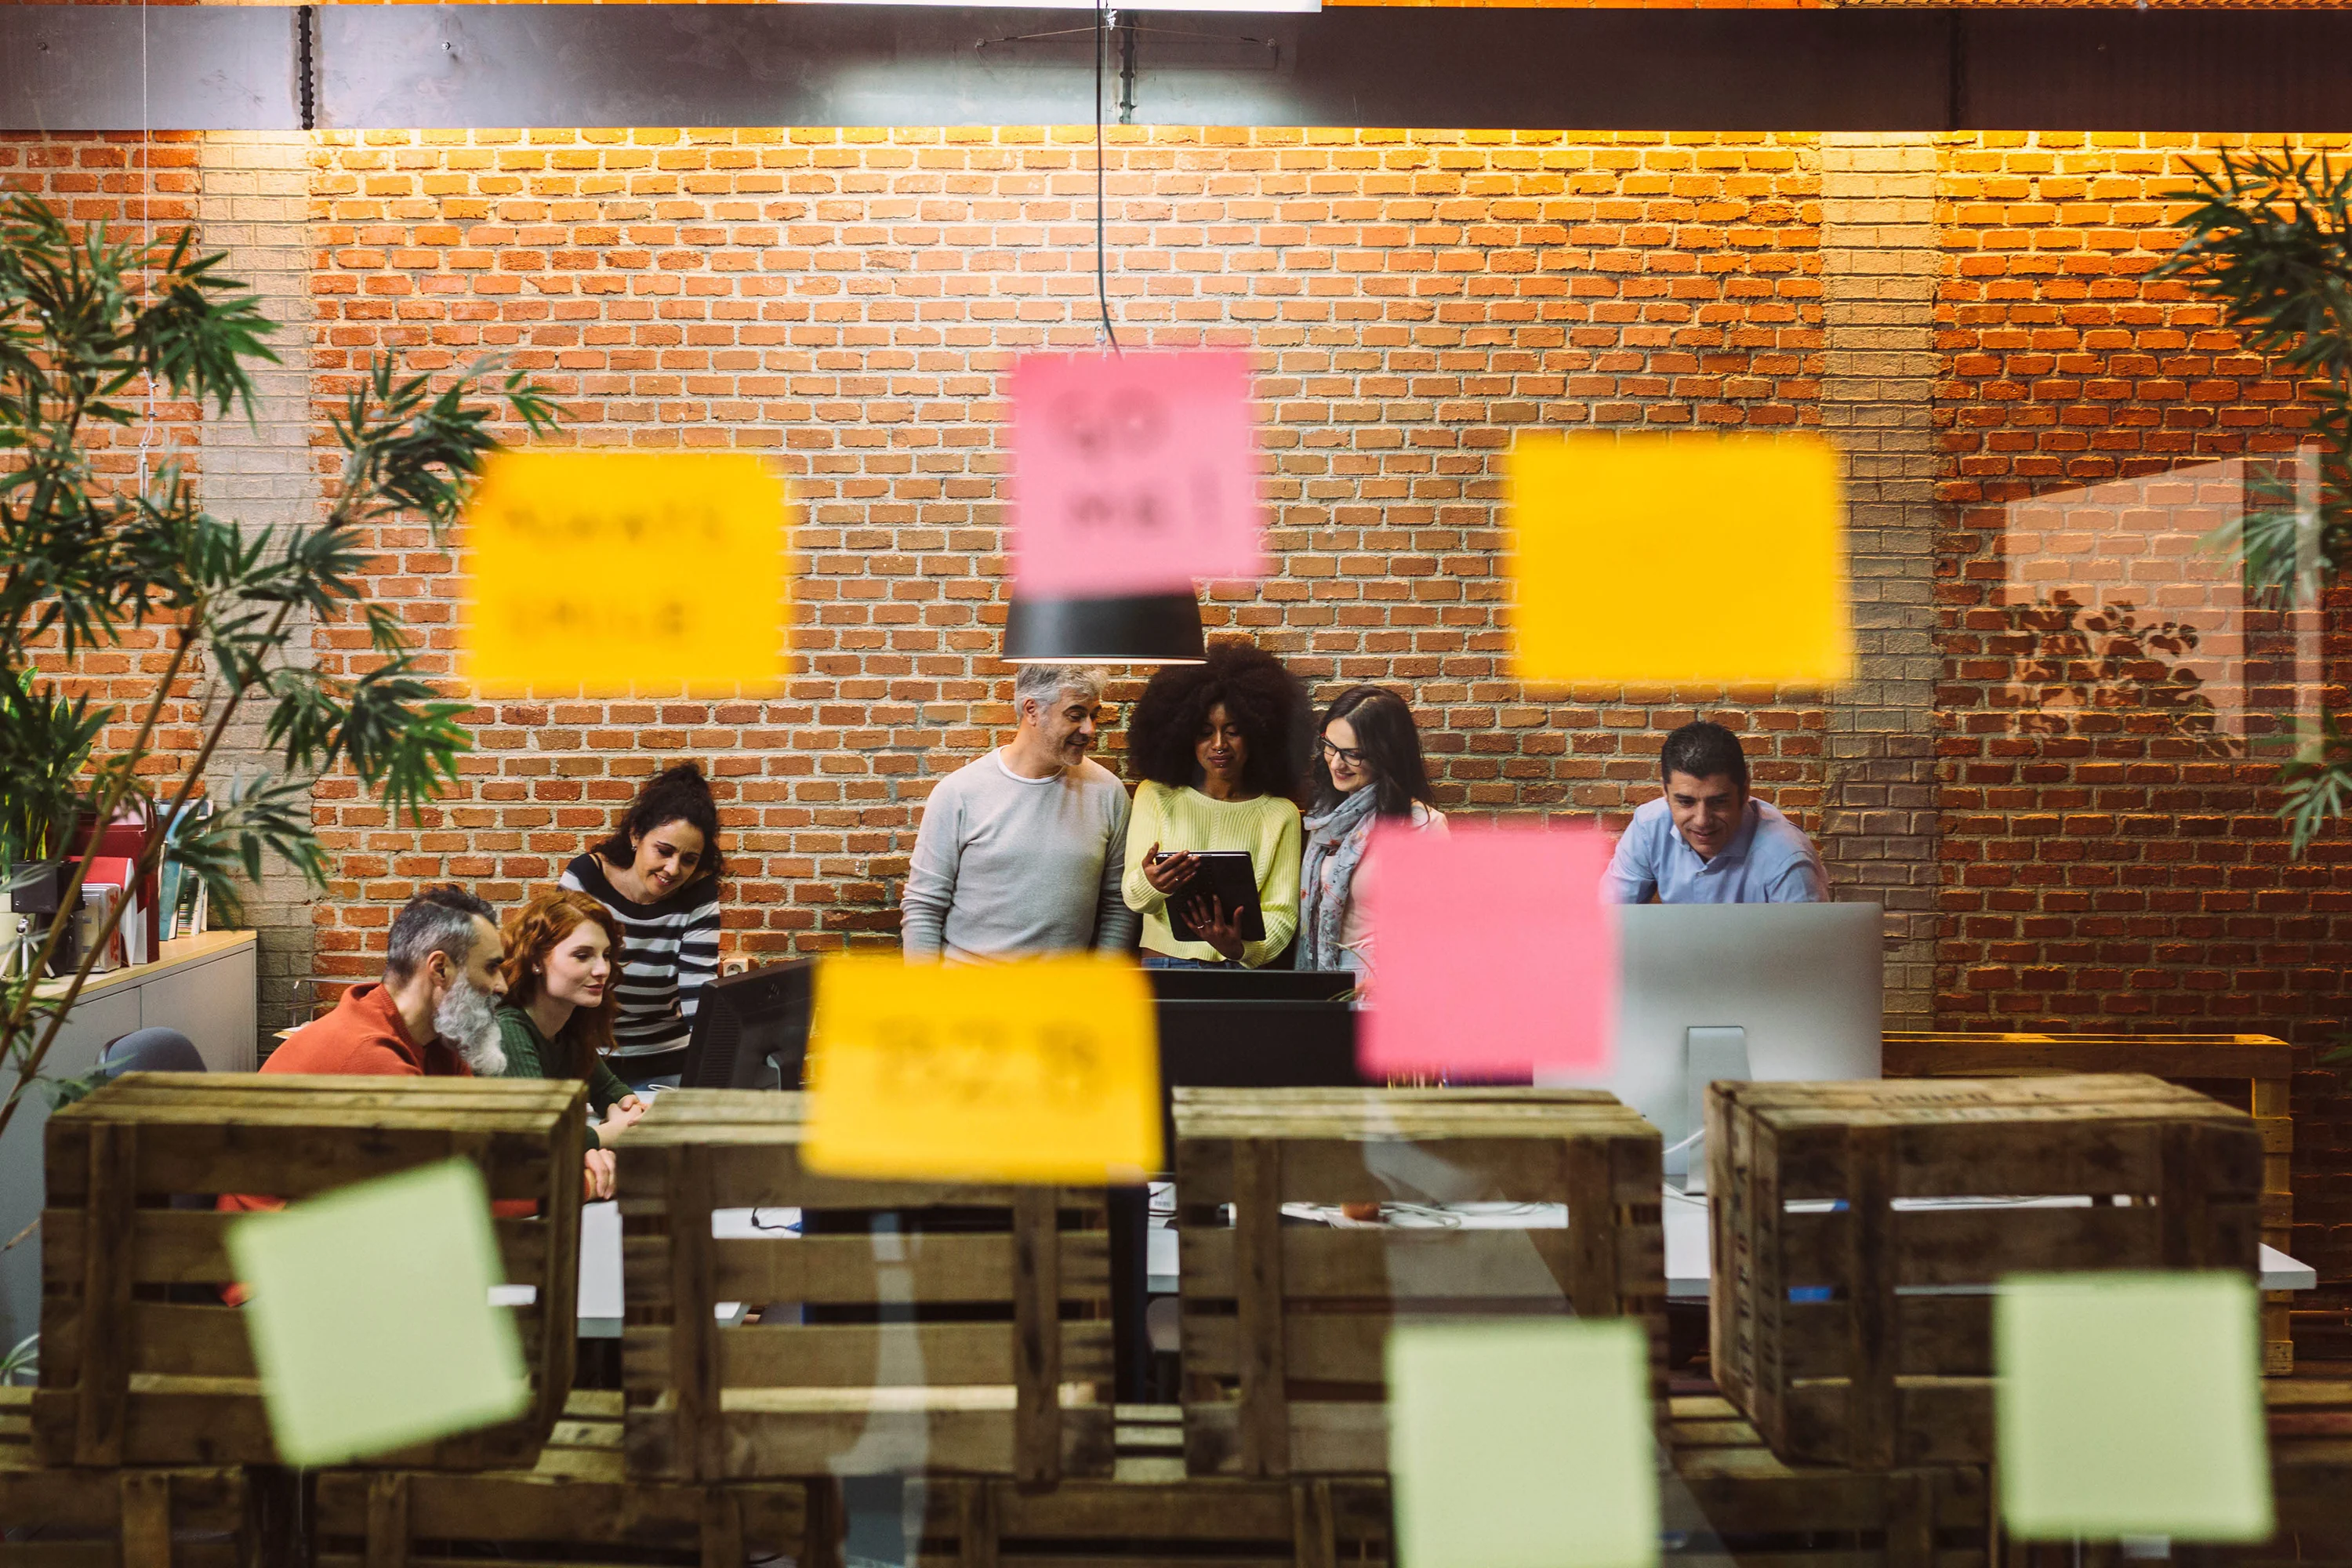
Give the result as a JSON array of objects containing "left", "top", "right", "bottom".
[
  {"left": 0, "top": 930, "right": 257, "bottom": 1352},
  {"left": 1659, "top": 1189, "right": 2318, "bottom": 1301},
  {"left": 576, "top": 1199, "right": 760, "bottom": 1338}
]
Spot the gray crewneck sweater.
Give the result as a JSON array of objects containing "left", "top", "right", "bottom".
[{"left": 900, "top": 751, "right": 1138, "bottom": 962}]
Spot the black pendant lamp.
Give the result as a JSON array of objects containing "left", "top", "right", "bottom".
[{"left": 1003, "top": 589, "right": 1207, "bottom": 665}]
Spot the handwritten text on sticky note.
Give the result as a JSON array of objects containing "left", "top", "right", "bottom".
[
  {"left": 1008, "top": 350, "right": 1264, "bottom": 597},
  {"left": 1996, "top": 1272, "right": 2273, "bottom": 1542},
  {"left": 227, "top": 1159, "right": 531, "bottom": 1466},
  {"left": 1356, "top": 821, "right": 1618, "bottom": 1079},
  {"left": 804, "top": 955, "right": 1163, "bottom": 1182},
  {"left": 1509, "top": 434, "right": 1850, "bottom": 689},
  {"left": 1389, "top": 1319, "right": 1658, "bottom": 1568},
  {"left": 463, "top": 452, "right": 789, "bottom": 695}
]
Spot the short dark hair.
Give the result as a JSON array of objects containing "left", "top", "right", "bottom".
[
  {"left": 1312, "top": 685, "right": 1437, "bottom": 819},
  {"left": 1125, "top": 639, "right": 1306, "bottom": 799},
  {"left": 385, "top": 885, "right": 496, "bottom": 983},
  {"left": 592, "top": 762, "right": 726, "bottom": 885},
  {"left": 1659, "top": 720, "right": 1749, "bottom": 792}
]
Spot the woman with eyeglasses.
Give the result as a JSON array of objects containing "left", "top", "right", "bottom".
[{"left": 1297, "top": 685, "right": 1446, "bottom": 980}]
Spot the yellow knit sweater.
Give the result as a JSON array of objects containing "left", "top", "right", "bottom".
[{"left": 1120, "top": 782, "right": 1304, "bottom": 967}]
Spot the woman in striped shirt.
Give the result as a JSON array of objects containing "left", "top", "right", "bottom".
[{"left": 561, "top": 763, "right": 726, "bottom": 1087}]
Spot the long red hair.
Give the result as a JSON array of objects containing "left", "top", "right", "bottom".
[{"left": 499, "top": 889, "right": 624, "bottom": 1080}]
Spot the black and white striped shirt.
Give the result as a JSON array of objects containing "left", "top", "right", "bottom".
[{"left": 560, "top": 852, "right": 723, "bottom": 1057}]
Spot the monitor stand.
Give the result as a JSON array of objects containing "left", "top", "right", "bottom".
[{"left": 1674, "top": 1025, "right": 1750, "bottom": 1196}]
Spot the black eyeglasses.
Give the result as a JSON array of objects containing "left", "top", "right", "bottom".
[{"left": 1319, "top": 739, "right": 1366, "bottom": 767}]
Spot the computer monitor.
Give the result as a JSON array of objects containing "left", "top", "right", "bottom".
[
  {"left": 1547, "top": 902, "right": 1883, "bottom": 1185},
  {"left": 678, "top": 959, "right": 817, "bottom": 1090},
  {"left": 1146, "top": 967, "right": 1356, "bottom": 1003}
]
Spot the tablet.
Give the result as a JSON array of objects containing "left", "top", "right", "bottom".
[{"left": 1162, "top": 850, "right": 1266, "bottom": 943}]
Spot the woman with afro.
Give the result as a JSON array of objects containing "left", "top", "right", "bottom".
[{"left": 1120, "top": 638, "right": 1308, "bottom": 967}]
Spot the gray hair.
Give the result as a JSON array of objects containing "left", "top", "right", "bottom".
[
  {"left": 385, "top": 884, "right": 497, "bottom": 983},
  {"left": 1013, "top": 664, "right": 1108, "bottom": 720}
]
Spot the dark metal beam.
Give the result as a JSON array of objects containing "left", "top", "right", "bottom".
[
  {"left": 0, "top": 6, "right": 301, "bottom": 133},
  {"left": 4, "top": 5, "right": 2351, "bottom": 136}
]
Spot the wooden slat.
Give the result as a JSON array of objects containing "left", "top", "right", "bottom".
[
  {"left": 711, "top": 1320, "right": 1116, "bottom": 1388},
  {"left": 1233, "top": 1140, "right": 1289, "bottom": 1480},
  {"left": 1181, "top": 1226, "right": 1583, "bottom": 1304},
  {"left": 44, "top": 1208, "right": 553, "bottom": 1289},
  {"left": 708, "top": 1231, "right": 1110, "bottom": 1305},
  {"left": 1011, "top": 1187, "right": 1062, "bottom": 1486},
  {"left": 69, "top": 1121, "right": 137, "bottom": 1466}
]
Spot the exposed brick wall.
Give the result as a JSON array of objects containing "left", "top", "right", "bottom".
[
  {"left": 1933, "top": 131, "right": 2352, "bottom": 1309},
  {"left": 299, "top": 125, "right": 1832, "bottom": 980},
  {"left": 0, "top": 133, "right": 212, "bottom": 779}
]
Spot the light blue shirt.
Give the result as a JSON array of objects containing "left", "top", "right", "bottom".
[{"left": 1602, "top": 794, "right": 1827, "bottom": 906}]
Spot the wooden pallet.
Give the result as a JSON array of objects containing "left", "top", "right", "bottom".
[
  {"left": 618, "top": 1090, "right": 1116, "bottom": 1484},
  {"left": 34, "top": 1073, "right": 586, "bottom": 1470},
  {"left": 1886, "top": 1032, "right": 2297, "bottom": 1375},
  {"left": 312, "top": 1388, "right": 809, "bottom": 1568},
  {"left": 1, "top": 1385, "right": 250, "bottom": 1567},
  {"left": 1174, "top": 1087, "right": 1664, "bottom": 1478},
  {"left": 1708, "top": 1075, "right": 2262, "bottom": 1471},
  {"left": 1668, "top": 1392, "right": 1989, "bottom": 1568}
]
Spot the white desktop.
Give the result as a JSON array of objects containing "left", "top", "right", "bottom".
[{"left": 1547, "top": 901, "right": 1886, "bottom": 1187}]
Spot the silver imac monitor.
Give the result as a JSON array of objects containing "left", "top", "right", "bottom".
[{"left": 1545, "top": 902, "right": 1885, "bottom": 1186}]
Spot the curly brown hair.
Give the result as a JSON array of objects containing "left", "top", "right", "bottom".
[
  {"left": 1125, "top": 637, "right": 1308, "bottom": 799},
  {"left": 499, "top": 889, "right": 625, "bottom": 1080}
]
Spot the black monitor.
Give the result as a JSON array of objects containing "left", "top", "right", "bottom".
[
  {"left": 678, "top": 960, "right": 817, "bottom": 1090},
  {"left": 1145, "top": 967, "right": 1356, "bottom": 1004},
  {"left": 1152, "top": 996, "right": 1363, "bottom": 1094}
]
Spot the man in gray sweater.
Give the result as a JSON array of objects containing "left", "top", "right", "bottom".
[{"left": 900, "top": 664, "right": 1138, "bottom": 962}]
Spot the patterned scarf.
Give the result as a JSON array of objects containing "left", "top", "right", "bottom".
[{"left": 1297, "top": 786, "right": 1383, "bottom": 973}]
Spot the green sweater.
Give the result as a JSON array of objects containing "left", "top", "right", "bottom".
[{"left": 495, "top": 1006, "right": 633, "bottom": 1149}]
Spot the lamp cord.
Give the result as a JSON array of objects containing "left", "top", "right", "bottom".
[{"left": 1093, "top": 1, "right": 1120, "bottom": 354}]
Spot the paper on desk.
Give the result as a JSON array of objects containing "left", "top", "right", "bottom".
[
  {"left": 804, "top": 954, "right": 1162, "bottom": 1182},
  {"left": 461, "top": 451, "right": 789, "bottom": 695},
  {"left": 227, "top": 1159, "right": 530, "bottom": 1466},
  {"left": 1008, "top": 350, "right": 1264, "bottom": 596},
  {"left": 1389, "top": 1317, "right": 1657, "bottom": 1568},
  {"left": 1508, "top": 433, "right": 1849, "bottom": 688},
  {"left": 1995, "top": 1271, "right": 2272, "bottom": 1541},
  {"left": 1356, "top": 819, "right": 1617, "bottom": 1077}
]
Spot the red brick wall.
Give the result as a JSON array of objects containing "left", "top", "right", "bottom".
[
  {"left": 0, "top": 133, "right": 212, "bottom": 776},
  {"left": 301, "top": 125, "right": 1830, "bottom": 978},
  {"left": 1934, "top": 132, "right": 2352, "bottom": 1305}
]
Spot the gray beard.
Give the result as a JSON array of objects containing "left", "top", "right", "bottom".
[{"left": 436, "top": 978, "right": 506, "bottom": 1076}]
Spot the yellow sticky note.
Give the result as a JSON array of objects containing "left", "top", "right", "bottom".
[
  {"left": 1388, "top": 1319, "right": 1658, "bottom": 1568},
  {"left": 1996, "top": 1272, "right": 2273, "bottom": 1542},
  {"left": 227, "top": 1160, "right": 530, "bottom": 1466},
  {"left": 462, "top": 451, "right": 789, "bottom": 695},
  {"left": 803, "top": 955, "right": 1162, "bottom": 1183},
  {"left": 1508, "top": 433, "right": 1850, "bottom": 688}
]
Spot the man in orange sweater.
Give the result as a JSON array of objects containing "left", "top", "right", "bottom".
[{"left": 226, "top": 885, "right": 615, "bottom": 1206}]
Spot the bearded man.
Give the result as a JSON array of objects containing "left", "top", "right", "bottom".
[{"left": 221, "top": 884, "right": 615, "bottom": 1206}]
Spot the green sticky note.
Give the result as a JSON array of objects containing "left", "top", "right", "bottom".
[
  {"left": 1996, "top": 1272, "right": 2273, "bottom": 1542},
  {"left": 227, "top": 1158, "right": 532, "bottom": 1465},
  {"left": 1388, "top": 1319, "right": 1658, "bottom": 1568}
]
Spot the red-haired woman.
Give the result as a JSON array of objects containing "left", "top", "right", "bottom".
[{"left": 496, "top": 888, "right": 647, "bottom": 1149}]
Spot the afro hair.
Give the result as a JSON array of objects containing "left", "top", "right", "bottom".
[{"left": 1125, "top": 638, "right": 1308, "bottom": 799}]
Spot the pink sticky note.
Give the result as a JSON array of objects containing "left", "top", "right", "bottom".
[
  {"left": 1008, "top": 350, "right": 1265, "bottom": 596},
  {"left": 1356, "top": 822, "right": 1619, "bottom": 1080}
]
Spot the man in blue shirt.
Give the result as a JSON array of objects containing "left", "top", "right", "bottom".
[{"left": 1602, "top": 720, "right": 1827, "bottom": 904}]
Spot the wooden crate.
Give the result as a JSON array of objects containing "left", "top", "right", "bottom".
[
  {"left": 313, "top": 1388, "right": 808, "bottom": 1568},
  {"left": 1668, "top": 1392, "right": 1988, "bottom": 1568},
  {"left": 1886, "top": 1032, "right": 2297, "bottom": 1375},
  {"left": 619, "top": 1090, "right": 1116, "bottom": 1484},
  {"left": 2210, "top": 1377, "right": 2352, "bottom": 1566},
  {"left": 1174, "top": 1086, "right": 1664, "bottom": 1478},
  {"left": 910, "top": 1474, "right": 1392, "bottom": 1568},
  {"left": 1707, "top": 1074, "right": 2262, "bottom": 1472},
  {"left": 1, "top": 1385, "right": 249, "bottom": 1567},
  {"left": 34, "top": 1073, "right": 586, "bottom": 1469}
]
